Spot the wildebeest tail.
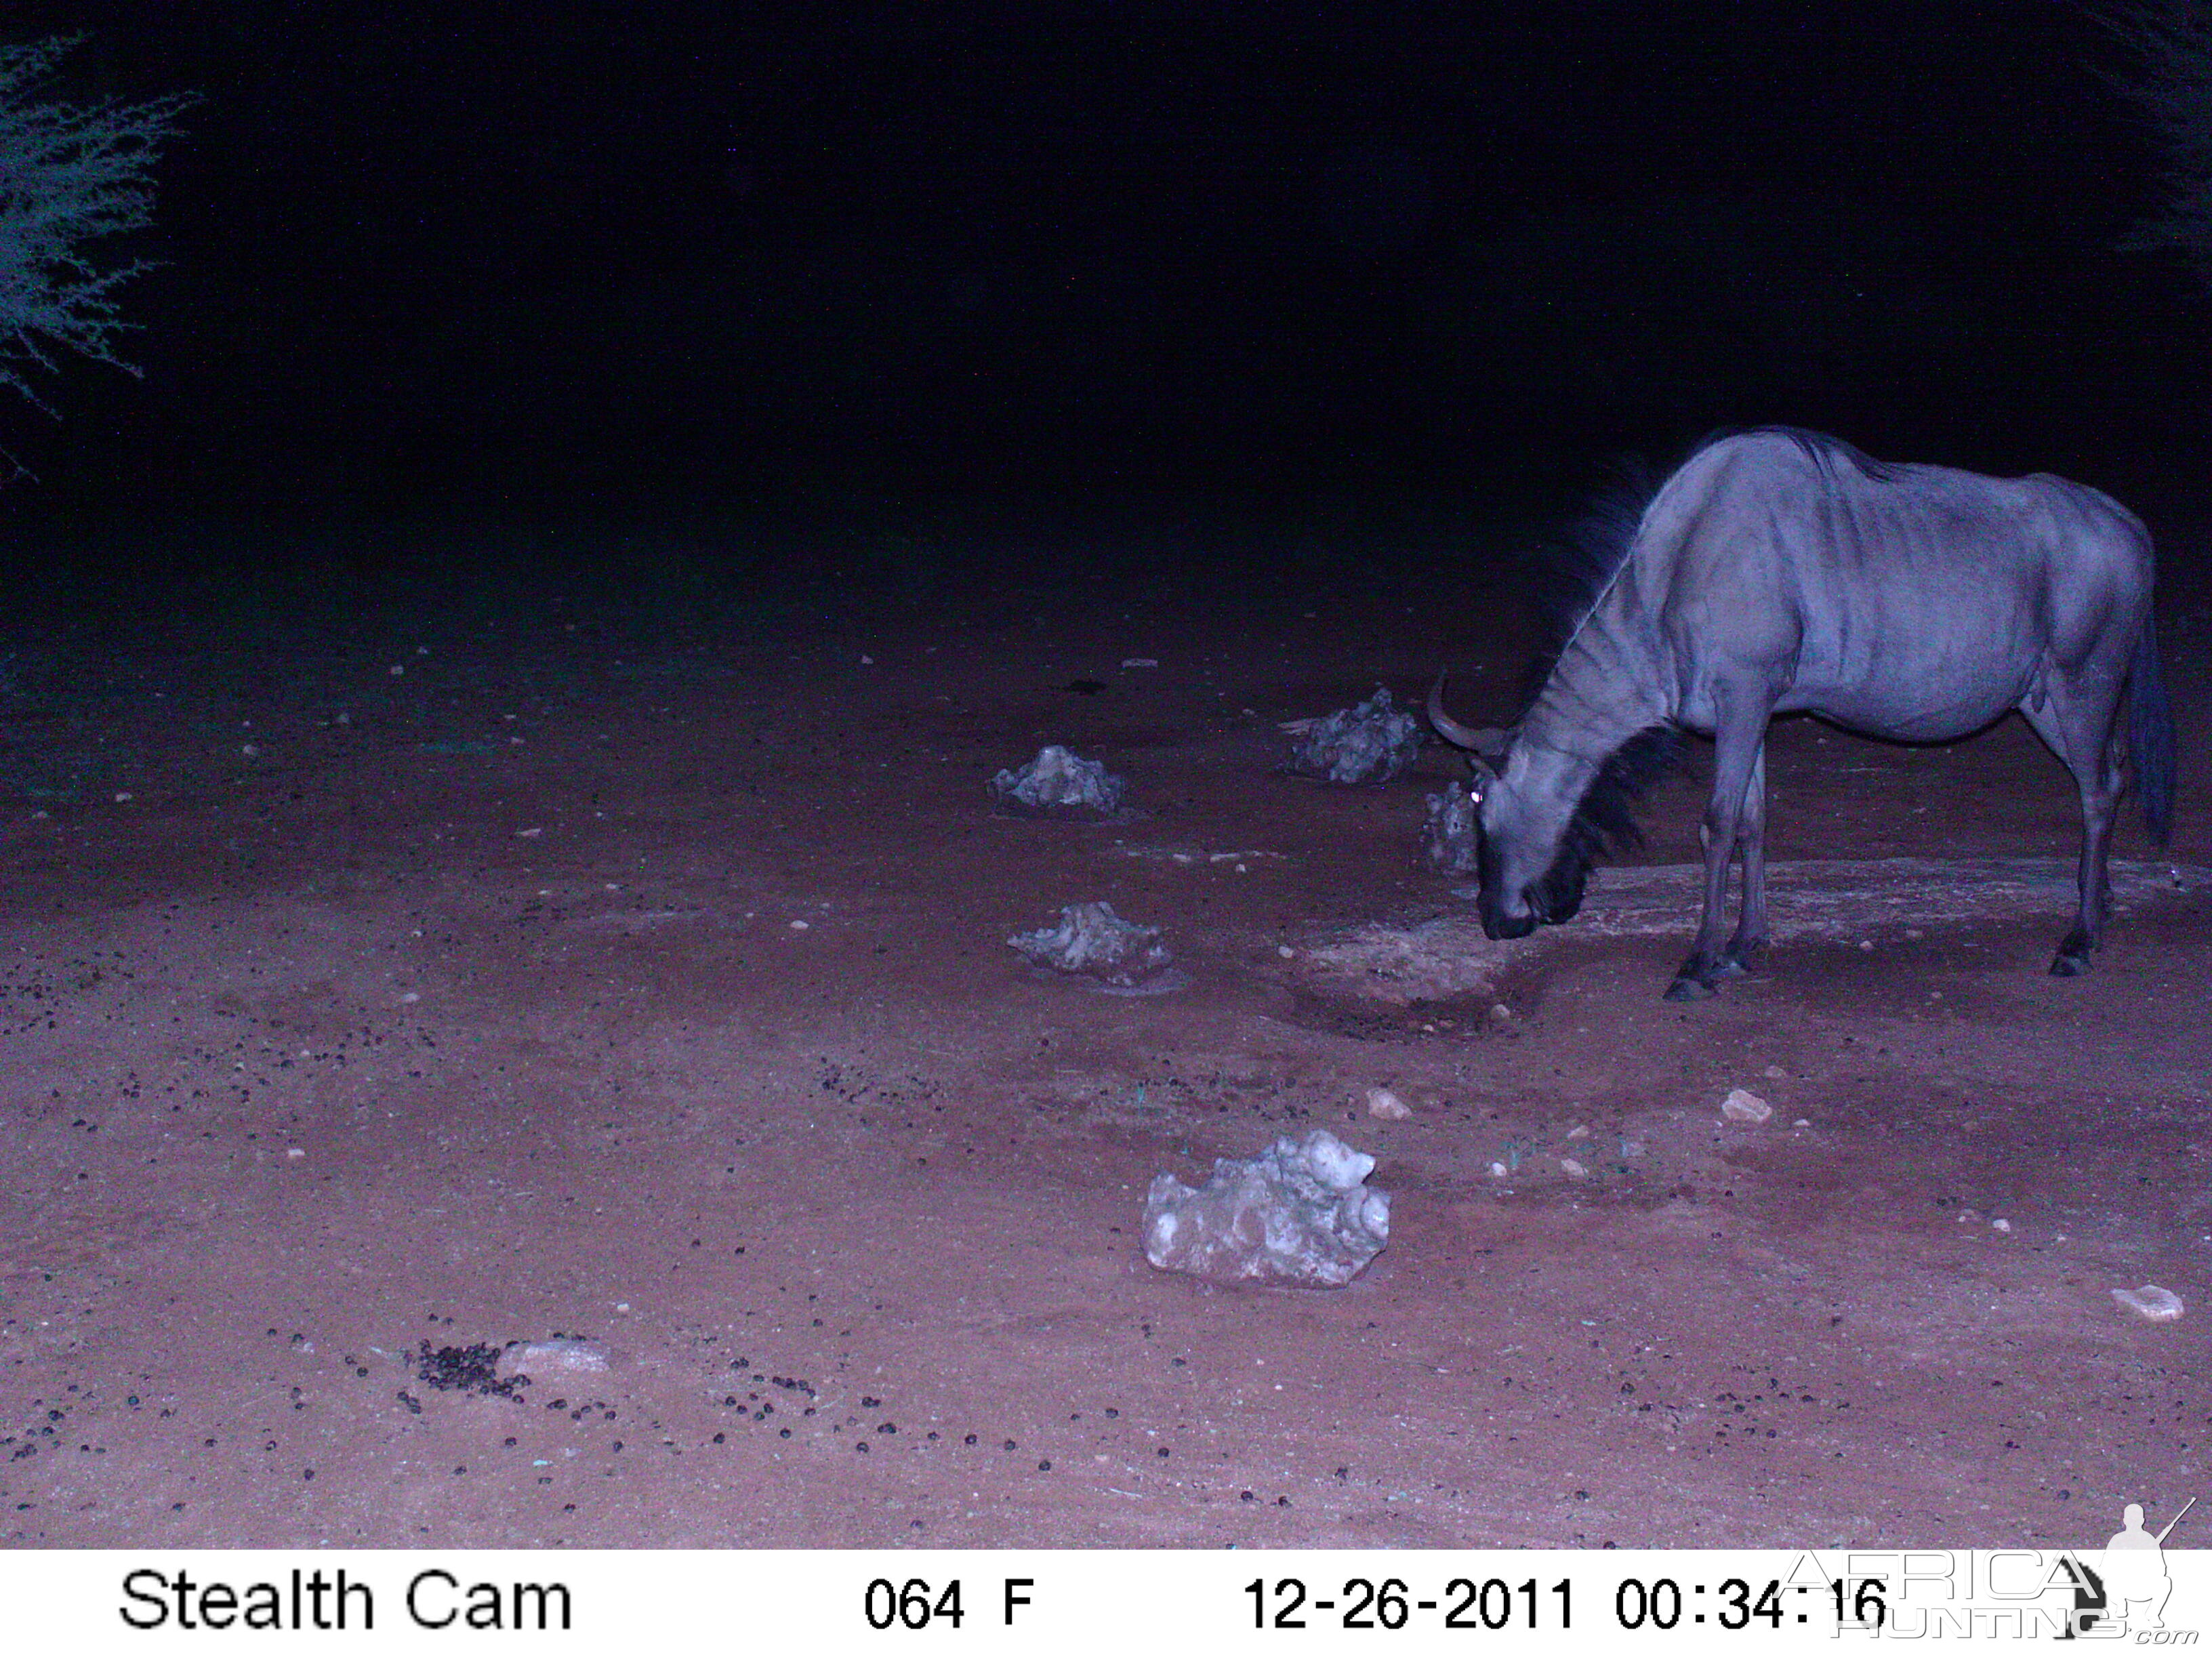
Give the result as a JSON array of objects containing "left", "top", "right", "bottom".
[{"left": 2129, "top": 614, "right": 2175, "bottom": 845}]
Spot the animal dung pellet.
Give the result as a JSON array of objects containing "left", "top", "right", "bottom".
[
  {"left": 1143, "top": 1129, "right": 1389, "bottom": 1287},
  {"left": 1365, "top": 1086, "right": 1412, "bottom": 1121},
  {"left": 1721, "top": 1087, "right": 1774, "bottom": 1123},
  {"left": 2111, "top": 1284, "right": 2185, "bottom": 1323}
]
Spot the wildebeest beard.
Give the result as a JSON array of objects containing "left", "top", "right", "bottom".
[{"left": 1474, "top": 728, "right": 1677, "bottom": 941}]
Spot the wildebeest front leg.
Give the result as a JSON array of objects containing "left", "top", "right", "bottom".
[{"left": 1666, "top": 712, "right": 1768, "bottom": 1001}]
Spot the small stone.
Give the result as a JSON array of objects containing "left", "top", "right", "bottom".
[
  {"left": 1566, "top": 1124, "right": 1591, "bottom": 1141},
  {"left": 1489, "top": 1162, "right": 1509, "bottom": 1179},
  {"left": 1365, "top": 1087, "right": 1412, "bottom": 1121},
  {"left": 2111, "top": 1285, "right": 2184, "bottom": 1322},
  {"left": 1991, "top": 1218, "right": 2011, "bottom": 1232},
  {"left": 1559, "top": 1158, "right": 1589, "bottom": 1179},
  {"left": 1721, "top": 1087, "right": 1773, "bottom": 1123}
]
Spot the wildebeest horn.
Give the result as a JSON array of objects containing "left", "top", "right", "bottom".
[{"left": 1426, "top": 670, "right": 1509, "bottom": 760}]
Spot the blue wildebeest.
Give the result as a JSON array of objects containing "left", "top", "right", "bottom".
[{"left": 1427, "top": 427, "right": 2175, "bottom": 1001}]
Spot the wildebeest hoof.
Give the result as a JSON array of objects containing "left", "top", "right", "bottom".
[
  {"left": 2049, "top": 951, "right": 2093, "bottom": 978},
  {"left": 1664, "top": 975, "right": 1718, "bottom": 1002}
]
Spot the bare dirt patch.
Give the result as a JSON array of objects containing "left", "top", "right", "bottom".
[{"left": 0, "top": 561, "right": 2205, "bottom": 1549}]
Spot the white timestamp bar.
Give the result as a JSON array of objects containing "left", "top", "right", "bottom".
[{"left": 0, "top": 1548, "right": 2202, "bottom": 1651}]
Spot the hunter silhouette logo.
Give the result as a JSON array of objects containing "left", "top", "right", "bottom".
[{"left": 2089, "top": 1496, "right": 2195, "bottom": 1635}]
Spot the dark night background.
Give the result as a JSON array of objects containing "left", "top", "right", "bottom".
[{"left": 10, "top": 1, "right": 2210, "bottom": 586}]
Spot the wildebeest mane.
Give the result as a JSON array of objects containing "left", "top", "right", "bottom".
[
  {"left": 1532, "top": 428, "right": 1894, "bottom": 692},
  {"left": 1694, "top": 423, "right": 1908, "bottom": 485},
  {"left": 1511, "top": 452, "right": 1681, "bottom": 886},
  {"left": 1517, "top": 452, "right": 1665, "bottom": 706}
]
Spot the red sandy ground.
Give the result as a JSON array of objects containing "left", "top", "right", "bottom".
[{"left": 1, "top": 552, "right": 2204, "bottom": 1549}]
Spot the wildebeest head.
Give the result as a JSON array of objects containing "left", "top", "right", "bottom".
[{"left": 1427, "top": 674, "right": 1601, "bottom": 939}]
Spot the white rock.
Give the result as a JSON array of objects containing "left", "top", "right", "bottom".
[
  {"left": 1721, "top": 1087, "right": 1774, "bottom": 1123},
  {"left": 1143, "top": 1130, "right": 1389, "bottom": 1287},
  {"left": 990, "top": 745, "right": 1128, "bottom": 815},
  {"left": 497, "top": 1338, "right": 612, "bottom": 1379},
  {"left": 1009, "top": 901, "right": 1172, "bottom": 989},
  {"left": 2111, "top": 1284, "right": 2185, "bottom": 1322},
  {"left": 1286, "top": 687, "right": 1423, "bottom": 785}
]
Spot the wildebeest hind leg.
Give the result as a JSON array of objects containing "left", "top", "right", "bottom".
[
  {"left": 1667, "top": 712, "right": 1767, "bottom": 1000},
  {"left": 1721, "top": 744, "right": 1769, "bottom": 973},
  {"left": 2019, "top": 687, "right": 2123, "bottom": 976}
]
